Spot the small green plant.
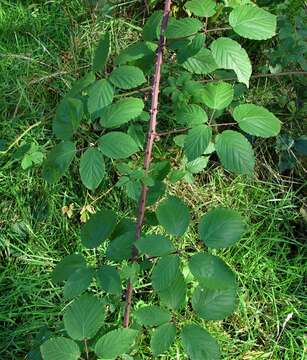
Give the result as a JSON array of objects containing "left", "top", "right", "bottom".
[
  {"left": 276, "top": 133, "right": 307, "bottom": 172},
  {"left": 37, "top": 1, "right": 282, "bottom": 359}
]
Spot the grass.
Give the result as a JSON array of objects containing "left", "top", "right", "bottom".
[{"left": 0, "top": 1, "right": 306, "bottom": 359}]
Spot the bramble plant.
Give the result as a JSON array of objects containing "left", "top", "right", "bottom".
[{"left": 38, "top": 1, "right": 282, "bottom": 359}]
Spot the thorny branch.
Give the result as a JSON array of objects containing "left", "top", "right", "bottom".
[
  {"left": 122, "top": 3, "right": 307, "bottom": 328},
  {"left": 123, "top": 0, "right": 172, "bottom": 328}
]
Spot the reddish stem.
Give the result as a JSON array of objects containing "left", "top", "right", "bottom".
[{"left": 123, "top": 0, "right": 172, "bottom": 328}]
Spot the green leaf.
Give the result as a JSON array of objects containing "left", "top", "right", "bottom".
[
  {"left": 229, "top": 5, "right": 277, "bottom": 40},
  {"left": 95, "top": 328, "right": 138, "bottom": 359},
  {"left": 115, "top": 41, "right": 155, "bottom": 65},
  {"left": 152, "top": 255, "right": 181, "bottom": 291},
  {"left": 79, "top": 148, "right": 105, "bottom": 190},
  {"left": 184, "top": 125, "right": 212, "bottom": 161},
  {"left": 294, "top": 135, "right": 307, "bottom": 155},
  {"left": 110, "top": 218, "right": 135, "bottom": 240},
  {"left": 177, "top": 34, "right": 205, "bottom": 64},
  {"left": 52, "top": 254, "right": 86, "bottom": 284},
  {"left": 150, "top": 161, "right": 171, "bottom": 181},
  {"left": 21, "top": 145, "right": 44, "bottom": 169},
  {"left": 109, "top": 65, "right": 146, "bottom": 90},
  {"left": 147, "top": 181, "right": 166, "bottom": 206},
  {"left": 98, "top": 132, "right": 139, "bottom": 159},
  {"left": 158, "top": 273, "right": 187, "bottom": 310},
  {"left": 106, "top": 231, "right": 135, "bottom": 261},
  {"left": 189, "top": 253, "right": 236, "bottom": 289},
  {"left": 199, "top": 207, "right": 245, "bottom": 248},
  {"left": 128, "top": 124, "right": 145, "bottom": 149},
  {"left": 156, "top": 196, "right": 190, "bottom": 237},
  {"left": 165, "top": 18, "right": 203, "bottom": 39},
  {"left": 224, "top": 0, "right": 253, "bottom": 7},
  {"left": 93, "top": 34, "right": 110, "bottom": 73},
  {"left": 150, "top": 323, "right": 176, "bottom": 357},
  {"left": 121, "top": 262, "right": 140, "bottom": 283},
  {"left": 192, "top": 285, "right": 237, "bottom": 320},
  {"left": 176, "top": 104, "right": 208, "bottom": 126},
  {"left": 181, "top": 324, "right": 220, "bottom": 360},
  {"left": 81, "top": 210, "right": 117, "bottom": 248},
  {"left": 87, "top": 79, "right": 114, "bottom": 117},
  {"left": 42, "top": 141, "right": 76, "bottom": 184},
  {"left": 143, "top": 11, "right": 163, "bottom": 41},
  {"left": 210, "top": 37, "right": 252, "bottom": 87},
  {"left": 233, "top": 104, "right": 281, "bottom": 137},
  {"left": 215, "top": 130, "right": 255, "bottom": 175},
  {"left": 202, "top": 82, "right": 234, "bottom": 110},
  {"left": 63, "top": 294, "right": 105, "bottom": 340},
  {"left": 67, "top": 72, "right": 96, "bottom": 97},
  {"left": 63, "top": 267, "right": 94, "bottom": 299},
  {"left": 53, "top": 98, "right": 83, "bottom": 140},
  {"left": 185, "top": 0, "right": 216, "bottom": 17},
  {"left": 182, "top": 48, "right": 218, "bottom": 75},
  {"left": 134, "top": 305, "right": 171, "bottom": 326},
  {"left": 96, "top": 265, "right": 122, "bottom": 296},
  {"left": 40, "top": 337, "right": 80, "bottom": 360},
  {"left": 99, "top": 97, "right": 144, "bottom": 128},
  {"left": 186, "top": 156, "right": 209, "bottom": 174},
  {"left": 136, "top": 234, "right": 175, "bottom": 257}
]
